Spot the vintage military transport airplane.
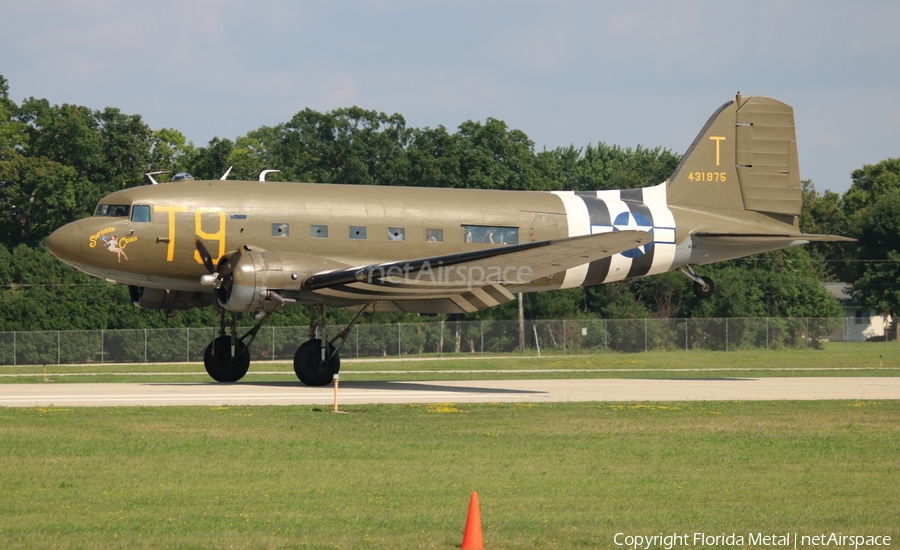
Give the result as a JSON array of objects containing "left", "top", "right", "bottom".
[{"left": 47, "top": 94, "right": 851, "bottom": 385}]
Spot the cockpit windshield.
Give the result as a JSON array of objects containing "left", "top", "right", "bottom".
[{"left": 94, "top": 204, "right": 131, "bottom": 217}]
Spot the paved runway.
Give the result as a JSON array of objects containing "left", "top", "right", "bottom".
[{"left": 0, "top": 377, "right": 898, "bottom": 407}]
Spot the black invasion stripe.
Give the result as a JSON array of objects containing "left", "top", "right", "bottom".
[
  {"left": 463, "top": 292, "right": 489, "bottom": 311},
  {"left": 450, "top": 295, "right": 477, "bottom": 313},
  {"left": 583, "top": 256, "right": 612, "bottom": 286},
  {"left": 625, "top": 201, "right": 655, "bottom": 278},
  {"left": 482, "top": 285, "right": 509, "bottom": 303},
  {"left": 576, "top": 194, "right": 613, "bottom": 286},
  {"left": 620, "top": 188, "right": 643, "bottom": 202},
  {"left": 580, "top": 195, "right": 612, "bottom": 226}
]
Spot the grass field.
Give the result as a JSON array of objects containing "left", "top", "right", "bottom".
[
  {"left": 1, "top": 401, "right": 898, "bottom": 549},
  {"left": 1, "top": 342, "right": 898, "bottom": 384}
]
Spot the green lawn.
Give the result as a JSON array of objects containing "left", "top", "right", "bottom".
[
  {"left": 1, "top": 342, "right": 898, "bottom": 383},
  {"left": 1, "top": 401, "right": 898, "bottom": 549}
]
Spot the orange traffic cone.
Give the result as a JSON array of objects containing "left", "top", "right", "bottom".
[{"left": 461, "top": 491, "right": 484, "bottom": 550}]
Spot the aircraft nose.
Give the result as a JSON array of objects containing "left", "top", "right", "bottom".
[{"left": 47, "top": 222, "right": 83, "bottom": 264}]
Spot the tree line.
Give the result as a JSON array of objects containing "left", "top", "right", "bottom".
[{"left": 1, "top": 72, "right": 897, "bottom": 332}]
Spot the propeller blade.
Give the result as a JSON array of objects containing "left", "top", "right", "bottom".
[{"left": 195, "top": 239, "right": 216, "bottom": 274}]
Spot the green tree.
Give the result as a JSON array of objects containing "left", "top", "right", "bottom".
[
  {"left": 454, "top": 118, "right": 548, "bottom": 190},
  {"left": 842, "top": 158, "right": 900, "bottom": 215},
  {"left": 684, "top": 248, "right": 841, "bottom": 319},
  {"left": 536, "top": 143, "right": 680, "bottom": 191},
  {"left": 849, "top": 187, "right": 900, "bottom": 322},
  {"left": 405, "top": 125, "right": 464, "bottom": 188},
  {"left": 149, "top": 128, "right": 195, "bottom": 177},
  {"left": 276, "top": 107, "right": 410, "bottom": 185},
  {"left": 189, "top": 137, "right": 234, "bottom": 180},
  {"left": 844, "top": 159, "right": 900, "bottom": 335},
  {"left": 799, "top": 179, "right": 850, "bottom": 280}
]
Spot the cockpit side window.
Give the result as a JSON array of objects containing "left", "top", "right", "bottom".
[
  {"left": 94, "top": 204, "right": 131, "bottom": 218},
  {"left": 132, "top": 205, "right": 151, "bottom": 222}
]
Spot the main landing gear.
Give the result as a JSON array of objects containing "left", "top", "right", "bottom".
[
  {"left": 202, "top": 303, "right": 367, "bottom": 386},
  {"left": 202, "top": 311, "right": 259, "bottom": 383},
  {"left": 679, "top": 266, "right": 716, "bottom": 299}
]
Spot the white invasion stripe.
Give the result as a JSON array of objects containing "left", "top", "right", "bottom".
[
  {"left": 643, "top": 182, "right": 677, "bottom": 275},
  {"left": 600, "top": 199, "right": 634, "bottom": 283},
  {"left": 551, "top": 191, "right": 591, "bottom": 289}
]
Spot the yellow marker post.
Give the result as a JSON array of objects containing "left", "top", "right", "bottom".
[
  {"left": 43, "top": 364, "right": 49, "bottom": 382},
  {"left": 333, "top": 374, "right": 340, "bottom": 413}
]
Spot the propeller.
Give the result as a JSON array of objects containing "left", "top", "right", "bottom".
[
  {"left": 196, "top": 239, "right": 222, "bottom": 289},
  {"left": 196, "top": 239, "right": 241, "bottom": 310},
  {"left": 196, "top": 239, "right": 217, "bottom": 275}
]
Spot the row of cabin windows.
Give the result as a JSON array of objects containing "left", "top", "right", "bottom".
[
  {"left": 282, "top": 224, "right": 518, "bottom": 244},
  {"left": 94, "top": 204, "right": 519, "bottom": 245}
]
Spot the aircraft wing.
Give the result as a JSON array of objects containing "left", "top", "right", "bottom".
[
  {"left": 302, "top": 230, "right": 651, "bottom": 311},
  {"left": 694, "top": 232, "right": 855, "bottom": 243}
]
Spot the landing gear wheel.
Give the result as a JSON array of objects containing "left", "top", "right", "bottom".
[
  {"left": 293, "top": 339, "right": 340, "bottom": 387},
  {"left": 693, "top": 276, "right": 715, "bottom": 299},
  {"left": 203, "top": 335, "right": 250, "bottom": 383}
]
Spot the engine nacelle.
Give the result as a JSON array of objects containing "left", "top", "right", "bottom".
[
  {"left": 216, "top": 247, "right": 348, "bottom": 313},
  {"left": 129, "top": 285, "right": 212, "bottom": 311}
]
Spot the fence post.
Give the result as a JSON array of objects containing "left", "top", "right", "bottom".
[
  {"left": 57, "top": 331, "right": 61, "bottom": 365},
  {"left": 563, "top": 320, "right": 567, "bottom": 355},
  {"left": 101, "top": 329, "right": 104, "bottom": 364},
  {"left": 644, "top": 318, "right": 648, "bottom": 353},
  {"left": 845, "top": 316, "right": 849, "bottom": 351},
  {"left": 144, "top": 329, "right": 148, "bottom": 363},
  {"left": 439, "top": 322, "right": 443, "bottom": 358},
  {"left": 398, "top": 323, "right": 401, "bottom": 357},
  {"left": 604, "top": 319, "right": 607, "bottom": 353},
  {"left": 806, "top": 317, "right": 810, "bottom": 350},
  {"left": 12, "top": 331, "right": 15, "bottom": 366},
  {"left": 685, "top": 318, "right": 688, "bottom": 351},
  {"left": 725, "top": 318, "right": 729, "bottom": 352},
  {"left": 481, "top": 321, "right": 484, "bottom": 356},
  {"left": 356, "top": 325, "right": 359, "bottom": 359}
]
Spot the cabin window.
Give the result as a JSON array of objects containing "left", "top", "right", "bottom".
[
  {"left": 350, "top": 226, "right": 367, "bottom": 240},
  {"left": 426, "top": 228, "right": 443, "bottom": 243},
  {"left": 462, "top": 225, "right": 518, "bottom": 245},
  {"left": 131, "top": 205, "right": 151, "bottom": 223},
  {"left": 388, "top": 227, "right": 405, "bottom": 241},
  {"left": 311, "top": 225, "right": 328, "bottom": 238},
  {"left": 855, "top": 310, "right": 865, "bottom": 325},
  {"left": 94, "top": 204, "right": 131, "bottom": 217},
  {"left": 272, "top": 223, "right": 289, "bottom": 237}
]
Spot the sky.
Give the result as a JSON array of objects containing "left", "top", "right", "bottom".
[{"left": 1, "top": 0, "right": 898, "bottom": 195}]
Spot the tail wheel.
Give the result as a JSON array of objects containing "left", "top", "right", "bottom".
[
  {"left": 693, "top": 276, "right": 716, "bottom": 299},
  {"left": 203, "top": 335, "right": 250, "bottom": 383},
  {"left": 293, "top": 339, "right": 340, "bottom": 387}
]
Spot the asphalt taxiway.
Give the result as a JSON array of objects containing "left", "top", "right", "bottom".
[{"left": 0, "top": 377, "right": 898, "bottom": 407}]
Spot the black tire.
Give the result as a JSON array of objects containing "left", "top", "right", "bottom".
[
  {"left": 203, "top": 335, "right": 250, "bottom": 383},
  {"left": 693, "top": 276, "right": 715, "bottom": 299},
  {"left": 293, "top": 339, "right": 340, "bottom": 387}
]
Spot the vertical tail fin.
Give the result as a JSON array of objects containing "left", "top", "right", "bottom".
[{"left": 666, "top": 94, "right": 802, "bottom": 216}]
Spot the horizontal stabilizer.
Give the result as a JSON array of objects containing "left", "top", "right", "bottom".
[{"left": 694, "top": 232, "right": 855, "bottom": 243}]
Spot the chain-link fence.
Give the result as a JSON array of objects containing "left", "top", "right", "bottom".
[{"left": 0, "top": 317, "right": 879, "bottom": 366}]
